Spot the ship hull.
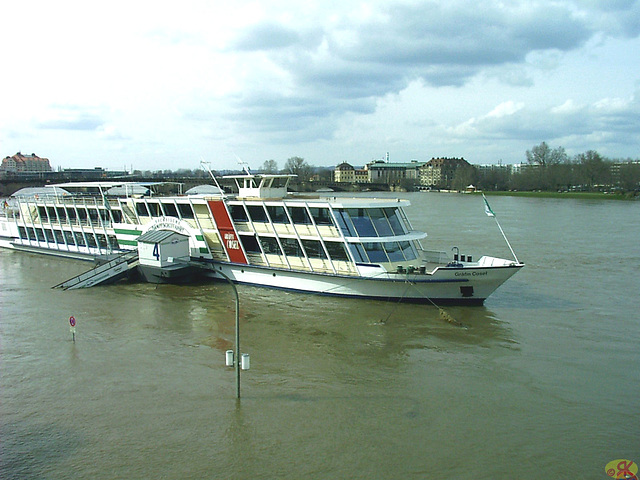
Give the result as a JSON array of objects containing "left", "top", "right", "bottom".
[{"left": 202, "top": 261, "right": 522, "bottom": 305}]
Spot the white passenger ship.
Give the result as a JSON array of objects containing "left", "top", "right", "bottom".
[{"left": 0, "top": 173, "right": 523, "bottom": 304}]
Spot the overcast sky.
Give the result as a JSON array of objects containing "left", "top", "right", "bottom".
[{"left": 1, "top": 0, "right": 639, "bottom": 171}]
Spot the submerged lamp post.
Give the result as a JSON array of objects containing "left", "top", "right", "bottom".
[{"left": 218, "top": 269, "right": 249, "bottom": 399}]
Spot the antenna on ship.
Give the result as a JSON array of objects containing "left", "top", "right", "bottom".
[
  {"left": 199, "top": 160, "right": 226, "bottom": 198},
  {"left": 233, "top": 153, "right": 252, "bottom": 176}
]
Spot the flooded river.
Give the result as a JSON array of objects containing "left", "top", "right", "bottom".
[{"left": 1, "top": 193, "right": 638, "bottom": 479}]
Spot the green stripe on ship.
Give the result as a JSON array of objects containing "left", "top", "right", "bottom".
[{"left": 115, "top": 228, "right": 142, "bottom": 236}]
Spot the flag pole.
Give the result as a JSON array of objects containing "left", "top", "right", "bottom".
[{"left": 482, "top": 194, "right": 520, "bottom": 264}]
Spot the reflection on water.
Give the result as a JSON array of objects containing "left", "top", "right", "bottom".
[{"left": 2, "top": 194, "right": 639, "bottom": 479}]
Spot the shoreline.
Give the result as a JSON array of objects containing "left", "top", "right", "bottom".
[{"left": 477, "top": 190, "right": 637, "bottom": 201}]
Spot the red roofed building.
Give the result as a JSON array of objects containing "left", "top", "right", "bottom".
[{"left": 1, "top": 152, "right": 52, "bottom": 173}]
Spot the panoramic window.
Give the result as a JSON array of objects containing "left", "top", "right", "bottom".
[
  {"left": 363, "top": 242, "right": 388, "bottom": 263},
  {"left": 230, "top": 204, "right": 248, "bottom": 222},
  {"left": 309, "top": 207, "right": 333, "bottom": 226},
  {"left": 281, "top": 237, "right": 303, "bottom": 256},
  {"left": 369, "top": 208, "right": 393, "bottom": 236},
  {"left": 136, "top": 203, "right": 149, "bottom": 217},
  {"left": 288, "top": 206, "right": 312, "bottom": 225},
  {"left": 334, "top": 210, "right": 356, "bottom": 236},
  {"left": 384, "top": 242, "right": 405, "bottom": 262},
  {"left": 325, "top": 241, "right": 350, "bottom": 261},
  {"left": 385, "top": 208, "right": 407, "bottom": 235},
  {"left": 177, "top": 203, "right": 194, "bottom": 219},
  {"left": 259, "top": 236, "right": 281, "bottom": 255},
  {"left": 347, "top": 208, "right": 376, "bottom": 237},
  {"left": 301, "top": 239, "right": 327, "bottom": 259},
  {"left": 146, "top": 202, "right": 161, "bottom": 217},
  {"left": 239, "top": 234, "right": 261, "bottom": 253},
  {"left": 347, "top": 243, "right": 368, "bottom": 263},
  {"left": 247, "top": 205, "right": 267, "bottom": 222},
  {"left": 161, "top": 202, "right": 179, "bottom": 218},
  {"left": 266, "top": 205, "right": 288, "bottom": 224}
]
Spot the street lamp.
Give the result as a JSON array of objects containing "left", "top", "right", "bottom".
[{"left": 217, "top": 268, "right": 249, "bottom": 399}]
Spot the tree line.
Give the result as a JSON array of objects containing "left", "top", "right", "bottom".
[
  {"left": 452, "top": 142, "right": 640, "bottom": 193},
  {"left": 132, "top": 145, "right": 639, "bottom": 194}
]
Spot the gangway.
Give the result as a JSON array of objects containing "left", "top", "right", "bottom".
[{"left": 53, "top": 250, "right": 139, "bottom": 290}]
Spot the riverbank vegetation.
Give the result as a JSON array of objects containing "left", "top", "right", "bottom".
[{"left": 453, "top": 142, "right": 639, "bottom": 198}]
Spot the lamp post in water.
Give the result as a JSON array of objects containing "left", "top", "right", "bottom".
[{"left": 217, "top": 268, "right": 248, "bottom": 399}]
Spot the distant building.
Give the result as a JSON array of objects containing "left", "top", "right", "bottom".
[
  {"left": 334, "top": 162, "right": 369, "bottom": 183},
  {"left": 334, "top": 162, "right": 355, "bottom": 183},
  {"left": 419, "top": 157, "right": 470, "bottom": 187},
  {"left": 1, "top": 152, "right": 52, "bottom": 173},
  {"left": 367, "top": 160, "right": 426, "bottom": 184}
]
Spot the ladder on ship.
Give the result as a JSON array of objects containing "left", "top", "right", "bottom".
[{"left": 53, "top": 250, "right": 140, "bottom": 290}]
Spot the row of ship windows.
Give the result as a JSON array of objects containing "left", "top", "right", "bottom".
[
  {"left": 239, "top": 234, "right": 418, "bottom": 264},
  {"left": 135, "top": 202, "right": 195, "bottom": 219},
  {"left": 230, "top": 205, "right": 409, "bottom": 238},
  {"left": 133, "top": 202, "right": 410, "bottom": 242},
  {"left": 18, "top": 226, "right": 118, "bottom": 249},
  {"left": 36, "top": 206, "right": 124, "bottom": 224}
]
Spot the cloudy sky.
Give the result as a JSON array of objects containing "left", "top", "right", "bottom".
[{"left": 1, "top": 0, "right": 639, "bottom": 171}]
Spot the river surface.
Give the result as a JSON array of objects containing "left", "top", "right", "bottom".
[{"left": 1, "top": 193, "right": 638, "bottom": 479}]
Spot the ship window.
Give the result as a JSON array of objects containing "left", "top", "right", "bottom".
[
  {"left": 45, "top": 229, "right": 54, "bottom": 242},
  {"left": 347, "top": 243, "right": 367, "bottom": 263},
  {"left": 384, "top": 242, "right": 405, "bottom": 262},
  {"left": 281, "top": 237, "right": 303, "bottom": 256},
  {"left": 64, "top": 231, "right": 75, "bottom": 245},
  {"left": 239, "top": 234, "right": 261, "bottom": 253},
  {"left": 88, "top": 209, "right": 99, "bottom": 222},
  {"left": 302, "top": 239, "right": 327, "bottom": 259},
  {"left": 67, "top": 208, "right": 77, "bottom": 220},
  {"left": 56, "top": 207, "right": 67, "bottom": 221},
  {"left": 97, "top": 234, "right": 108, "bottom": 247},
  {"left": 147, "top": 202, "right": 161, "bottom": 217},
  {"left": 266, "top": 205, "right": 288, "bottom": 223},
  {"left": 247, "top": 205, "right": 267, "bottom": 222},
  {"left": 347, "top": 208, "right": 376, "bottom": 237},
  {"left": 111, "top": 210, "right": 122, "bottom": 222},
  {"left": 162, "top": 202, "right": 178, "bottom": 217},
  {"left": 385, "top": 208, "right": 407, "bottom": 235},
  {"left": 38, "top": 206, "right": 47, "bottom": 218},
  {"left": 309, "top": 207, "right": 333, "bottom": 226},
  {"left": 74, "top": 232, "right": 86, "bottom": 246},
  {"left": 54, "top": 230, "right": 64, "bottom": 243},
  {"left": 334, "top": 210, "right": 356, "bottom": 236},
  {"left": 107, "top": 235, "right": 119, "bottom": 249},
  {"left": 87, "top": 234, "right": 97, "bottom": 248},
  {"left": 18, "top": 226, "right": 27, "bottom": 239},
  {"left": 36, "top": 229, "right": 45, "bottom": 241},
  {"left": 288, "top": 206, "right": 312, "bottom": 225},
  {"left": 370, "top": 208, "right": 393, "bottom": 236},
  {"left": 230, "top": 205, "right": 248, "bottom": 222},
  {"left": 400, "top": 241, "right": 417, "bottom": 260},
  {"left": 363, "top": 242, "right": 388, "bottom": 263},
  {"left": 177, "top": 203, "right": 194, "bottom": 219},
  {"left": 47, "top": 207, "right": 57, "bottom": 220},
  {"left": 325, "top": 242, "right": 350, "bottom": 261},
  {"left": 259, "top": 236, "right": 281, "bottom": 255},
  {"left": 136, "top": 202, "right": 149, "bottom": 216}
]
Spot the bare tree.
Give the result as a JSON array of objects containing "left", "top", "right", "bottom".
[{"left": 261, "top": 159, "right": 278, "bottom": 173}]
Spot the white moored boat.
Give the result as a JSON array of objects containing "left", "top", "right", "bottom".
[{"left": 0, "top": 172, "right": 523, "bottom": 304}]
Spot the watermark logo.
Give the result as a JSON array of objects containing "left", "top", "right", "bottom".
[{"left": 606, "top": 459, "right": 638, "bottom": 479}]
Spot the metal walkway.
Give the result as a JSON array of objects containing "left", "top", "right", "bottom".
[{"left": 53, "top": 250, "right": 140, "bottom": 290}]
